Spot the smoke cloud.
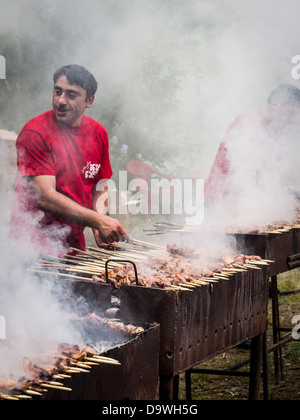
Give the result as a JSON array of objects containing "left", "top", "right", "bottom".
[
  {"left": 0, "top": 236, "right": 83, "bottom": 381},
  {"left": 1, "top": 0, "right": 300, "bottom": 173}
]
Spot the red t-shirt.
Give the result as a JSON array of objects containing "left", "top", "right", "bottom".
[
  {"left": 204, "top": 110, "right": 272, "bottom": 203},
  {"left": 10, "top": 110, "right": 113, "bottom": 256}
]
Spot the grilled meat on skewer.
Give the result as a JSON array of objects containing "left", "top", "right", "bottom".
[{"left": 167, "top": 244, "right": 200, "bottom": 259}]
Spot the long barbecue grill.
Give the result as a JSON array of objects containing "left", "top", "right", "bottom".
[
  {"left": 1, "top": 240, "right": 271, "bottom": 400},
  {"left": 117, "top": 263, "right": 269, "bottom": 399},
  {"left": 39, "top": 321, "right": 160, "bottom": 401},
  {"left": 0, "top": 314, "right": 160, "bottom": 401},
  {"left": 229, "top": 226, "right": 300, "bottom": 384},
  {"left": 146, "top": 219, "right": 300, "bottom": 391}
]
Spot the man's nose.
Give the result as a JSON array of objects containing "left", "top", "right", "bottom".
[{"left": 57, "top": 93, "right": 67, "bottom": 104}]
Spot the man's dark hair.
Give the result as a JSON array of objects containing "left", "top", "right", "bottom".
[
  {"left": 268, "top": 83, "right": 300, "bottom": 106},
  {"left": 53, "top": 64, "right": 98, "bottom": 99}
]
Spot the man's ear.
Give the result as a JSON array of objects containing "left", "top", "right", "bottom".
[{"left": 86, "top": 94, "right": 95, "bottom": 109}]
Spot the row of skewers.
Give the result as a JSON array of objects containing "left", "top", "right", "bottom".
[
  {"left": 143, "top": 218, "right": 300, "bottom": 236},
  {"left": 0, "top": 313, "right": 146, "bottom": 400},
  {"left": 0, "top": 343, "right": 121, "bottom": 400},
  {"left": 27, "top": 238, "right": 272, "bottom": 292},
  {"left": 27, "top": 238, "right": 169, "bottom": 286}
]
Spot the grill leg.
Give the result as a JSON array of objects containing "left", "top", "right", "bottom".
[
  {"left": 262, "top": 331, "right": 269, "bottom": 401},
  {"left": 249, "top": 333, "right": 263, "bottom": 400},
  {"left": 271, "top": 275, "right": 283, "bottom": 384},
  {"left": 185, "top": 370, "right": 192, "bottom": 400},
  {"left": 173, "top": 375, "right": 179, "bottom": 400}
]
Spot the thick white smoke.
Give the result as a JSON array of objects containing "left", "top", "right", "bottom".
[{"left": 0, "top": 235, "right": 83, "bottom": 382}]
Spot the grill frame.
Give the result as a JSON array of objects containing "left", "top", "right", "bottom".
[
  {"left": 119, "top": 266, "right": 269, "bottom": 377},
  {"left": 33, "top": 322, "right": 160, "bottom": 401},
  {"left": 229, "top": 229, "right": 300, "bottom": 276}
]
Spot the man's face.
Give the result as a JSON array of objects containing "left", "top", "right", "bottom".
[{"left": 52, "top": 75, "right": 94, "bottom": 127}]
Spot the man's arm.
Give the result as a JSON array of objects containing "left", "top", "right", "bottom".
[
  {"left": 29, "top": 175, "right": 128, "bottom": 243},
  {"left": 91, "top": 180, "right": 113, "bottom": 247}
]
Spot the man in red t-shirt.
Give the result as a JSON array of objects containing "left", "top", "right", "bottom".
[
  {"left": 205, "top": 84, "right": 300, "bottom": 204},
  {"left": 10, "top": 64, "right": 128, "bottom": 256}
]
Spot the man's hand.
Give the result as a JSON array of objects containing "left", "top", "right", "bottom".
[
  {"left": 93, "top": 214, "right": 128, "bottom": 245},
  {"left": 91, "top": 181, "right": 129, "bottom": 245}
]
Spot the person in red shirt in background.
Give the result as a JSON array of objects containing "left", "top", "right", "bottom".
[
  {"left": 204, "top": 84, "right": 300, "bottom": 205},
  {"left": 10, "top": 64, "right": 128, "bottom": 256}
]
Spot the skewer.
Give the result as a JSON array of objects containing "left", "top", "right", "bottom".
[
  {"left": 27, "top": 268, "right": 94, "bottom": 282},
  {"left": 213, "top": 275, "right": 230, "bottom": 280},
  {"left": 192, "top": 280, "right": 210, "bottom": 285},
  {"left": 39, "top": 380, "right": 67, "bottom": 386},
  {"left": 70, "top": 361, "right": 91, "bottom": 369},
  {"left": 24, "top": 389, "right": 43, "bottom": 396},
  {"left": 91, "top": 358, "right": 121, "bottom": 366},
  {"left": 28, "top": 385, "right": 47, "bottom": 393},
  {"left": 40, "top": 383, "right": 72, "bottom": 392},
  {"left": 64, "top": 253, "right": 95, "bottom": 262},
  {"left": 36, "top": 262, "right": 104, "bottom": 276},
  {"left": 83, "top": 357, "right": 100, "bottom": 363},
  {"left": 92, "top": 355, "right": 120, "bottom": 362},
  {"left": 189, "top": 281, "right": 203, "bottom": 287},
  {"left": 84, "top": 356, "right": 121, "bottom": 365},
  {"left": 71, "top": 247, "right": 111, "bottom": 261},
  {"left": 64, "top": 366, "right": 90, "bottom": 373},
  {"left": 53, "top": 374, "right": 71, "bottom": 379},
  {"left": 64, "top": 368, "right": 82, "bottom": 374},
  {"left": 0, "top": 393, "right": 19, "bottom": 400},
  {"left": 222, "top": 268, "right": 243, "bottom": 273},
  {"left": 12, "top": 394, "right": 32, "bottom": 400},
  {"left": 231, "top": 265, "right": 247, "bottom": 272},
  {"left": 249, "top": 260, "right": 269, "bottom": 266},
  {"left": 129, "top": 238, "right": 166, "bottom": 250},
  {"left": 219, "top": 272, "right": 231, "bottom": 277},
  {"left": 52, "top": 374, "right": 69, "bottom": 380},
  {"left": 178, "top": 282, "right": 196, "bottom": 289},
  {"left": 87, "top": 246, "right": 146, "bottom": 262},
  {"left": 195, "top": 277, "right": 219, "bottom": 284},
  {"left": 70, "top": 249, "right": 127, "bottom": 267},
  {"left": 243, "top": 264, "right": 261, "bottom": 270},
  {"left": 168, "top": 285, "right": 193, "bottom": 292}
]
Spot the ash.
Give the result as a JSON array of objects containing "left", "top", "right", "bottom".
[{"left": 86, "top": 336, "right": 126, "bottom": 355}]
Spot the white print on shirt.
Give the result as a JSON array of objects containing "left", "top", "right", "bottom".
[{"left": 82, "top": 161, "right": 101, "bottom": 179}]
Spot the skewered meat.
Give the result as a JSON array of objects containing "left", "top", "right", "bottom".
[
  {"left": 0, "top": 310, "right": 139, "bottom": 398},
  {"left": 167, "top": 244, "right": 200, "bottom": 259},
  {"left": 101, "top": 250, "right": 266, "bottom": 290},
  {"left": 91, "top": 274, "right": 106, "bottom": 284},
  {"left": 0, "top": 338, "right": 121, "bottom": 397},
  {"left": 86, "top": 313, "right": 145, "bottom": 337},
  {"left": 0, "top": 379, "right": 15, "bottom": 390},
  {"left": 92, "top": 273, "right": 120, "bottom": 288},
  {"left": 226, "top": 213, "right": 300, "bottom": 234}
]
